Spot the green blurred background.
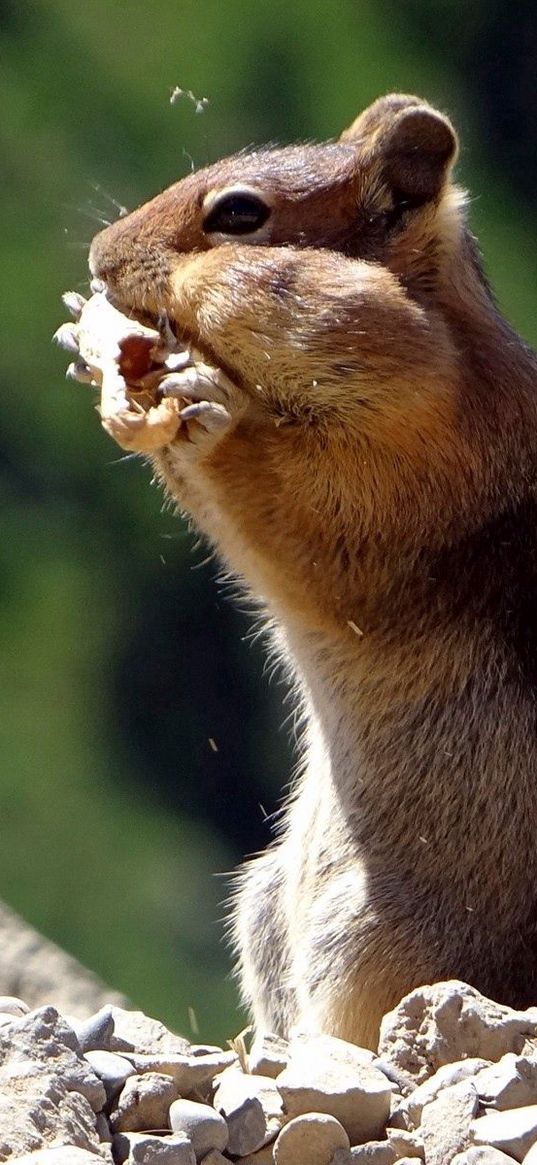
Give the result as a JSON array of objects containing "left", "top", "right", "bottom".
[{"left": 2, "top": 0, "right": 537, "bottom": 1041}]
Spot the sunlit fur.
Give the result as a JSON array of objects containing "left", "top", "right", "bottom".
[{"left": 90, "top": 94, "right": 537, "bottom": 1049}]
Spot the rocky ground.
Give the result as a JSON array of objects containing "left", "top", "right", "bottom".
[{"left": 3, "top": 981, "right": 537, "bottom": 1163}]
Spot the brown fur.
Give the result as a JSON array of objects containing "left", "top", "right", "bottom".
[{"left": 89, "top": 94, "right": 537, "bottom": 1049}]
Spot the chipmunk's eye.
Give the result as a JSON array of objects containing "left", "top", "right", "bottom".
[{"left": 203, "top": 187, "right": 271, "bottom": 236}]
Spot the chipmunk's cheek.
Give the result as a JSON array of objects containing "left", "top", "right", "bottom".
[
  {"left": 168, "top": 257, "right": 213, "bottom": 333},
  {"left": 168, "top": 247, "right": 253, "bottom": 334}
]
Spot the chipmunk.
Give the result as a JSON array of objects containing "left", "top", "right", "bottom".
[{"left": 85, "top": 93, "right": 537, "bottom": 1050}]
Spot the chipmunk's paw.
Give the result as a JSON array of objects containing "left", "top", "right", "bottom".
[
  {"left": 160, "top": 363, "right": 238, "bottom": 449},
  {"left": 56, "top": 291, "right": 242, "bottom": 455}
]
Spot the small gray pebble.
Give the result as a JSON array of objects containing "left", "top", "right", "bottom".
[
  {"left": 344, "top": 1142, "right": 397, "bottom": 1164},
  {"left": 110, "top": 1071, "right": 180, "bottom": 1133},
  {"left": 113, "top": 1131, "right": 196, "bottom": 1164},
  {"left": 169, "top": 1098, "right": 228, "bottom": 1160},
  {"left": 72, "top": 1005, "right": 115, "bottom": 1052},
  {"left": 85, "top": 1049, "right": 135, "bottom": 1103}
]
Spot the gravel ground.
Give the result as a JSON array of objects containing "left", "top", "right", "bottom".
[{"left": 3, "top": 980, "right": 537, "bottom": 1163}]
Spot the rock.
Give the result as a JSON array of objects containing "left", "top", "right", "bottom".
[
  {"left": 339, "top": 1142, "right": 396, "bottom": 1164},
  {"left": 249, "top": 1032, "right": 289, "bottom": 1078},
  {"left": 387, "top": 1100, "right": 405, "bottom": 1132},
  {"left": 0, "top": 1006, "right": 109, "bottom": 1160},
  {"left": 273, "top": 1112, "right": 350, "bottom": 1165},
  {"left": 5, "top": 1150, "right": 102, "bottom": 1164},
  {"left": 127, "top": 1050, "right": 236, "bottom": 1098},
  {"left": 232, "top": 1147, "right": 274, "bottom": 1165},
  {"left": 169, "top": 1099, "right": 228, "bottom": 1159},
  {"left": 451, "top": 1149, "right": 519, "bottom": 1164},
  {"left": 109, "top": 1072, "right": 180, "bottom": 1133},
  {"left": 471, "top": 1105, "right": 537, "bottom": 1161},
  {"left": 474, "top": 1054, "right": 537, "bottom": 1111},
  {"left": 388, "top": 1087, "right": 403, "bottom": 1113},
  {"left": 378, "top": 981, "right": 537, "bottom": 1088},
  {"left": 288, "top": 1032, "right": 376, "bottom": 1072},
  {"left": 277, "top": 1054, "right": 391, "bottom": 1145},
  {"left": 96, "top": 1111, "right": 113, "bottom": 1142},
  {"left": 84, "top": 1049, "right": 135, "bottom": 1103},
  {"left": 0, "top": 1071, "right": 104, "bottom": 1160},
  {"left": 71, "top": 1005, "right": 115, "bottom": 1052},
  {"left": 213, "top": 1069, "right": 283, "bottom": 1155},
  {"left": 385, "top": 1103, "right": 410, "bottom": 1133},
  {"left": 113, "top": 1131, "right": 196, "bottom": 1164},
  {"left": 420, "top": 1079, "right": 478, "bottom": 1165},
  {"left": 0, "top": 1006, "right": 106, "bottom": 1113},
  {"left": 0, "top": 996, "right": 30, "bottom": 1017},
  {"left": 391, "top": 1058, "right": 488, "bottom": 1130},
  {"left": 109, "top": 1008, "right": 191, "bottom": 1057},
  {"left": 197, "top": 1152, "right": 228, "bottom": 1165},
  {"left": 386, "top": 1128, "right": 424, "bottom": 1159},
  {"left": 220, "top": 1097, "right": 266, "bottom": 1157}
]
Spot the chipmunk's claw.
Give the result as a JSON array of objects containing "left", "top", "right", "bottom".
[
  {"left": 62, "top": 291, "right": 87, "bottom": 320},
  {"left": 53, "top": 322, "right": 80, "bottom": 354},
  {"left": 160, "top": 364, "right": 230, "bottom": 402},
  {"left": 180, "top": 400, "right": 232, "bottom": 435},
  {"left": 157, "top": 312, "right": 180, "bottom": 351},
  {"left": 66, "top": 360, "right": 95, "bottom": 385}
]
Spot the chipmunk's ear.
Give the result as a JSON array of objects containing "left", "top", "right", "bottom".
[{"left": 341, "top": 94, "right": 458, "bottom": 205}]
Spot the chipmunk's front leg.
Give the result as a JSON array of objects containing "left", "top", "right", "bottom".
[{"left": 150, "top": 359, "right": 257, "bottom": 535}]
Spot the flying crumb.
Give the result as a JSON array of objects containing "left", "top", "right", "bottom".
[
  {"left": 170, "top": 86, "right": 209, "bottom": 115},
  {"left": 188, "top": 1006, "right": 200, "bottom": 1036}
]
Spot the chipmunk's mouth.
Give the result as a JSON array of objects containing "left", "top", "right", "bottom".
[
  {"left": 90, "top": 277, "right": 176, "bottom": 339},
  {"left": 93, "top": 277, "right": 250, "bottom": 404},
  {"left": 92, "top": 276, "right": 223, "bottom": 374}
]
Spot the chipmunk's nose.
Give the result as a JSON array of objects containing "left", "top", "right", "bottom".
[
  {"left": 89, "top": 192, "right": 165, "bottom": 279},
  {"left": 88, "top": 187, "right": 192, "bottom": 297},
  {"left": 88, "top": 200, "right": 186, "bottom": 321},
  {"left": 88, "top": 229, "right": 105, "bottom": 278},
  {"left": 89, "top": 218, "right": 130, "bottom": 284},
  {"left": 88, "top": 211, "right": 163, "bottom": 314}
]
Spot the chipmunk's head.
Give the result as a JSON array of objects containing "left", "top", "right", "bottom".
[{"left": 89, "top": 93, "right": 460, "bottom": 326}]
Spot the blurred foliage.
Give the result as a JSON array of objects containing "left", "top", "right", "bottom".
[{"left": 1, "top": 0, "right": 536, "bottom": 1041}]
